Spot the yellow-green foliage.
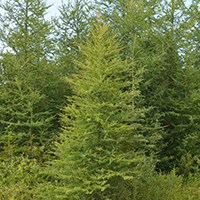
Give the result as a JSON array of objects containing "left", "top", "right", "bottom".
[
  {"left": 1, "top": 156, "right": 200, "bottom": 200},
  {"left": 132, "top": 170, "right": 200, "bottom": 200},
  {"left": 0, "top": 156, "right": 40, "bottom": 200},
  {"left": 38, "top": 23, "right": 161, "bottom": 199}
]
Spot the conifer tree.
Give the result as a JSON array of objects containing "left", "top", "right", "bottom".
[
  {"left": 0, "top": 0, "right": 70, "bottom": 161},
  {"left": 55, "top": 0, "right": 94, "bottom": 75},
  {"left": 155, "top": 0, "right": 200, "bottom": 172},
  {"left": 169, "top": 0, "right": 200, "bottom": 174},
  {"left": 98, "top": 0, "right": 200, "bottom": 172},
  {"left": 42, "top": 24, "right": 160, "bottom": 199},
  {"left": 98, "top": 0, "right": 164, "bottom": 152}
]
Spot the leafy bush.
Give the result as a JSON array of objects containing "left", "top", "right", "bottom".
[{"left": 132, "top": 170, "right": 200, "bottom": 200}]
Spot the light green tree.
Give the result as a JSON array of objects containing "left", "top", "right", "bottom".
[
  {"left": 41, "top": 24, "right": 160, "bottom": 199},
  {"left": 55, "top": 0, "right": 94, "bottom": 76}
]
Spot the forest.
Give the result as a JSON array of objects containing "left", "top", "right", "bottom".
[{"left": 0, "top": 0, "right": 200, "bottom": 199}]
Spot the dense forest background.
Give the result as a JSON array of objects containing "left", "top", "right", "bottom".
[{"left": 0, "top": 0, "right": 200, "bottom": 199}]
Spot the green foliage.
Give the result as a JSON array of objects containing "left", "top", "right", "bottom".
[
  {"left": 155, "top": 0, "right": 200, "bottom": 172},
  {"left": 40, "top": 24, "right": 160, "bottom": 199},
  {"left": 0, "top": 0, "right": 54, "bottom": 60},
  {"left": 55, "top": 0, "right": 94, "bottom": 75},
  {"left": 0, "top": 65, "right": 53, "bottom": 159},
  {"left": 0, "top": 0, "right": 71, "bottom": 161},
  {"left": 132, "top": 170, "right": 200, "bottom": 200},
  {"left": 0, "top": 157, "right": 40, "bottom": 199},
  {"left": 98, "top": 0, "right": 164, "bottom": 155},
  {"left": 0, "top": 0, "right": 200, "bottom": 199},
  {"left": 100, "top": 0, "right": 200, "bottom": 172}
]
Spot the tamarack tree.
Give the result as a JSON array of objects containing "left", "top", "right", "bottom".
[{"left": 42, "top": 23, "right": 161, "bottom": 199}]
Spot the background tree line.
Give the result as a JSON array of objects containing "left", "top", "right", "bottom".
[{"left": 0, "top": 0, "right": 200, "bottom": 199}]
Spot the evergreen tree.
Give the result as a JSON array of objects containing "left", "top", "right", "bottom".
[
  {"left": 0, "top": 0, "right": 70, "bottom": 161},
  {"left": 42, "top": 24, "right": 160, "bottom": 199},
  {"left": 98, "top": 0, "right": 200, "bottom": 172},
  {"left": 55, "top": 0, "right": 94, "bottom": 76},
  {"left": 155, "top": 0, "right": 200, "bottom": 172},
  {"left": 173, "top": 0, "right": 200, "bottom": 175},
  {"left": 98, "top": 0, "right": 164, "bottom": 154}
]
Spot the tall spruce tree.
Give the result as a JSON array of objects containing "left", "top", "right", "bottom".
[
  {"left": 42, "top": 24, "right": 160, "bottom": 199},
  {"left": 98, "top": 0, "right": 200, "bottom": 172},
  {"left": 154, "top": 0, "right": 200, "bottom": 172},
  {"left": 98, "top": 0, "right": 164, "bottom": 154},
  {"left": 0, "top": 0, "right": 70, "bottom": 161},
  {"left": 172, "top": 0, "right": 200, "bottom": 175}
]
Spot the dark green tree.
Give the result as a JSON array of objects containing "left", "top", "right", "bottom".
[
  {"left": 155, "top": 0, "right": 200, "bottom": 172},
  {"left": 0, "top": 0, "right": 71, "bottom": 161},
  {"left": 98, "top": 0, "right": 164, "bottom": 157},
  {"left": 98, "top": 0, "right": 200, "bottom": 172}
]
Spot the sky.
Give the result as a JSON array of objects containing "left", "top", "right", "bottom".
[
  {"left": 0, "top": 0, "right": 195, "bottom": 53},
  {"left": 46, "top": 0, "right": 62, "bottom": 19},
  {"left": 0, "top": 0, "right": 62, "bottom": 19},
  {"left": 46, "top": 0, "right": 193, "bottom": 20},
  {"left": 0, "top": 0, "right": 194, "bottom": 20}
]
